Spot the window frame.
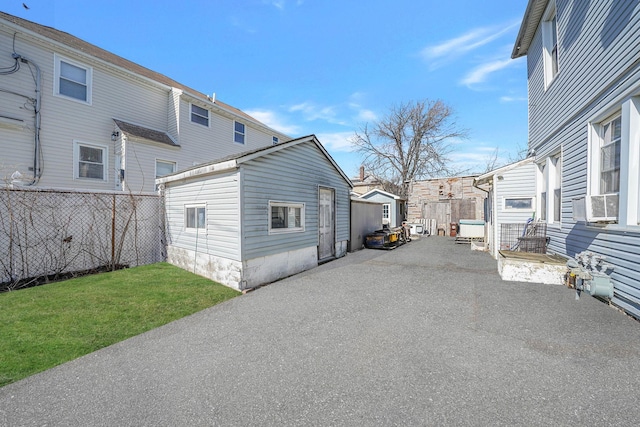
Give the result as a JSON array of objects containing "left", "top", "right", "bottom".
[
  {"left": 54, "top": 54, "right": 92, "bottom": 104},
  {"left": 234, "top": 121, "right": 246, "bottom": 145},
  {"left": 542, "top": 0, "right": 559, "bottom": 90},
  {"left": 185, "top": 204, "right": 207, "bottom": 232},
  {"left": 503, "top": 197, "right": 535, "bottom": 211},
  {"left": 155, "top": 159, "right": 176, "bottom": 179},
  {"left": 269, "top": 201, "right": 305, "bottom": 234},
  {"left": 73, "top": 140, "right": 108, "bottom": 181},
  {"left": 190, "top": 103, "right": 210, "bottom": 127},
  {"left": 272, "top": 136, "right": 279, "bottom": 145},
  {"left": 537, "top": 153, "right": 562, "bottom": 225}
]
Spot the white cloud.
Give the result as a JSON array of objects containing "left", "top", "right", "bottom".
[
  {"left": 288, "top": 102, "right": 345, "bottom": 124},
  {"left": 316, "top": 132, "right": 357, "bottom": 153},
  {"left": 460, "top": 58, "right": 515, "bottom": 87},
  {"left": 244, "top": 109, "right": 300, "bottom": 135},
  {"left": 420, "top": 20, "right": 520, "bottom": 70},
  {"left": 500, "top": 96, "right": 527, "bottom": 103}
]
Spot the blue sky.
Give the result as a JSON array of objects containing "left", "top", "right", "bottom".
[{"left": 5, "top": 0, "right": 529, "bottom": 178}]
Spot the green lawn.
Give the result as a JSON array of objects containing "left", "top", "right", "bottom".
[{"left": 0, "top": 263, "right": 240, "bottom": 387}]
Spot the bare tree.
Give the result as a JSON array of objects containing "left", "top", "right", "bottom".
[{"left": 352, "top": 99, "right": 467, "bottom": 197}]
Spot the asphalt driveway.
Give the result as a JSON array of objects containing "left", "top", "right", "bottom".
[{"left": 1, "top": 237, "right": 639, "bottom": 426}]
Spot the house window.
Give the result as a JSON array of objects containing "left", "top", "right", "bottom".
[
  {"left": 185, "top": 205, "right": 206, "bottom": 230},
  {"left": 269, "top": 201, "right": 304, "bottom": 233},
  {"left": 542, "top": 1, "right": 559, "bottom": 89},
  {"left": 156, "top": 160, "right": 176, "bottom": 178},
  {"left": 272, "top": 136, "right": 279, "bottom": 145},
  {"left": 553, "top": 155, "right": 562, "bottom": 222},
  {"left": 600, "top": 115, "right": 621, "bottom": 194},
  {"left": 74, "top": 141, "right": 107, "bottom": 180},
  {"left": 190, "top": 104, "right": 209, "bottom": 127},
  {"left": 504, "top": 198, "right": 534, "bottom": 210},
  {"left": 54, "top": 55, "right": 92, "bottom": 104},
  {"left": 538, "top": 163, "right": 547, "bottom": 221},
  {"left": 234, "top": 121, "right": 245, "bottom": 144}
]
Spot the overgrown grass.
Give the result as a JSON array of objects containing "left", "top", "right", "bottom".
[{"left": 0, "top": 263, "right": 240, "bottom": 387}]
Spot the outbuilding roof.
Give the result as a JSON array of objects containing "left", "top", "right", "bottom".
[{"left": 156, "top": 135, "right": 353, "bottom": 188}]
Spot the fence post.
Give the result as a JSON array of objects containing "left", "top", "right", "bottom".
[{"left": 111, "top": 193, "right": 116, "bottom": 270}]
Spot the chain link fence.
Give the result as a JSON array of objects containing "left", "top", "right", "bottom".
[{"left": 0, "top": 187, "right": 165, "bottom": 291}]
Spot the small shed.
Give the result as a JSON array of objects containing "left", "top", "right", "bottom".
[
  {"left": 358, "top": 189, "right": 405, "bottom": 227},
  {"left": 474, "top": 158, "right": 537, "bottom": 258},
  {"left": 349, "top": 196, "right": 383, "bottom": 252},
  {"left": 157, "top": 135, "right": 352, "bottom": 291}
]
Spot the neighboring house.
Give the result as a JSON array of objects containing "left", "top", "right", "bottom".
[
  {"left": 0, "top": 12, "right": 288, "bottom": 193},
  {"left": 406, "top": 176, "right": 486, "bottom": 234},
  {"left": 513, "top": 0, "right": 640, "bottom": 318},
  {"left": 157, "top": 135, "right": 352, "bottom": 290},
  {"left": 350, "top": 166, "right": 383, "bottom": 195},
  {"left": 474, "top": 158, "right": 537, "bottom": 257},
  {"left": 358, "top": 189, "right": 405, "bottom": 228}
]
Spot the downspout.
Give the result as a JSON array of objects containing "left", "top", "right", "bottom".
[
  {"left": 472, "top": 178, "right": 491, "bottom": 253},
  {"left": 16, "top": 54, "right": 41, "bottom": 185}
]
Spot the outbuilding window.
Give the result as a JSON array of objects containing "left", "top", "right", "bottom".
[
  {"left": 185, "top": 205, "right": 206, "bottom": 230},
  {"left": 269, "top": 201, "right": 304, "bottom": 233}
]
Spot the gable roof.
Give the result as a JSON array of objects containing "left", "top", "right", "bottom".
[
  {"left": 157, "top": 135, "right": 353, "bottom": 188},
  {"left": 0, "top": 11, "right": 278, "bottom": 132},
  {"left": 359, "top": 188, "right": 403, "bottom": 201},
  {"left": 512, "top": 0, "right": 550, "bottom": 58},
  {"left": 474, "top": 157, "right": 535, "bottom": 187}
]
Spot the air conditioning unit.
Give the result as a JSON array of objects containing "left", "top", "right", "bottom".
[{"left": 573, "top": 194, "right": 619, "bottom": 222}]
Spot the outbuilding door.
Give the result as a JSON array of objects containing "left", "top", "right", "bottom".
[{"left": 318, "top": 187, "right": 335, "bottom": 260}]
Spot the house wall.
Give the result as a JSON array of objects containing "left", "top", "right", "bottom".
[
  {"left": 0, "top": 17, "right": 288, "bottom": 193},
  {"left": 240, "top": 142, "right": 351, "bottom": 261},
  {"left": 525, "top": 0, "right": 640, "bottom": 318},
  {"left": 493, "top": 162, "right": 537, "bottom": 257}
]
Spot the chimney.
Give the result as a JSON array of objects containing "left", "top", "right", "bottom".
[{"left": 359, "top": 165, "right": 365, "bottom": 181}]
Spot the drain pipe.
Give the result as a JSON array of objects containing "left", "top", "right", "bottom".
[{"left": 22, "top": 54, "right": 42, "bottom": 185}]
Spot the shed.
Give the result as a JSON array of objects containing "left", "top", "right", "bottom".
[
  {"left": 157, "top": 135, "right": 352, "bottom": 290},
  {"left": 358, "top": 189, "right": 405, "bottom": 227},
  {"left": 474, "top": 158, "right": 537, "bottom": 258},
  {"left": 349, "top": 196, "right": 383, "bottom": 252}
]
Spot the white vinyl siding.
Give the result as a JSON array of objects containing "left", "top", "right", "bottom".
[
  {"left": 73, "top": 141, "right": 107, "bottom": 181},
  {"left": 54, "top": 54, "right": 92, "bottom": 104}
]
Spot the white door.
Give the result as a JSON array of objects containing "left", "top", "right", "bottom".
[{"left": 319, "top": 188, "right": 335, "bottom": 260}]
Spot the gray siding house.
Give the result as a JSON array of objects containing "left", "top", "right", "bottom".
[
  {"left": 513, "top": 0, "right": 640, "bottom": 319},
  {"left": 157, "top": 135, "right": 352, "bottom": 290},
  {"left": 0, "top": 12, "right": 288, "bottom": 193},
  {"left": 474, "top": 158, "right": 537, "bottom": 258},
  {"left": 358, "top": 189, "right": 405, "bottom": 228}
]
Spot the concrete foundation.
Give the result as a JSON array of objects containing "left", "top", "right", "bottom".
[{"left": 497, "top": 251, "right": 567, "bottom": 285}]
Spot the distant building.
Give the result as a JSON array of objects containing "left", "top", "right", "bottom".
[{"left": 406, "top": 176, "right": 486, "bottom": 234}]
